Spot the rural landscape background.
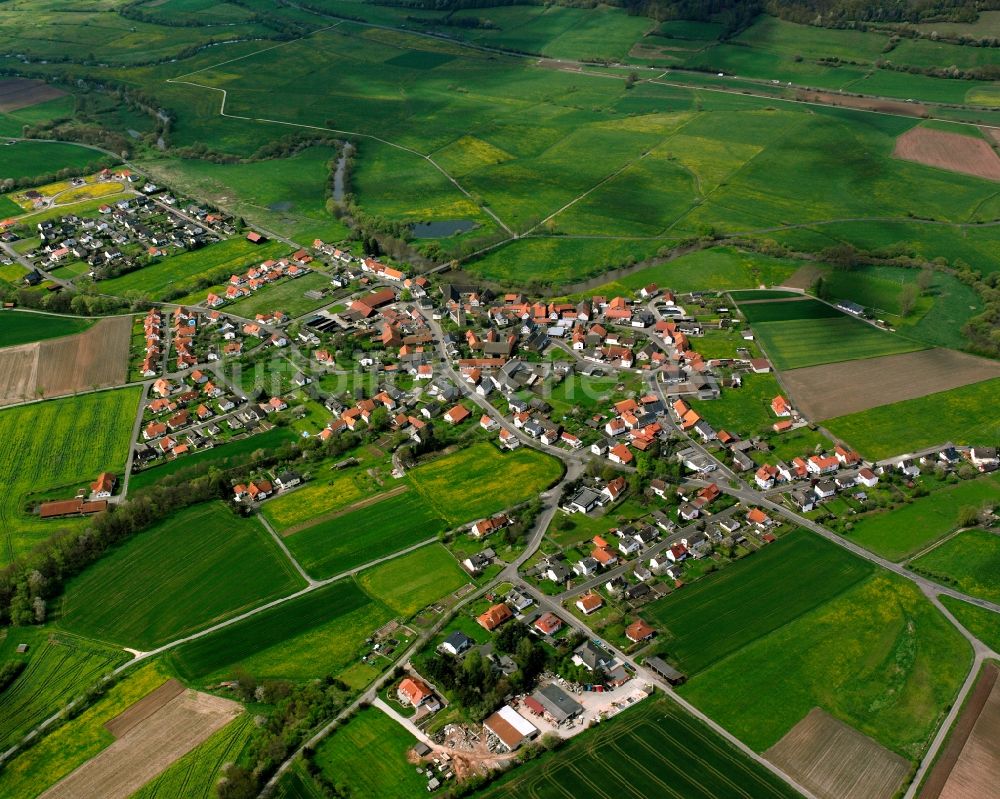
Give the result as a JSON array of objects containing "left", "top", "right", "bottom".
[{"left": 1, "top": 0, "right": 1000, "bottom": 797}]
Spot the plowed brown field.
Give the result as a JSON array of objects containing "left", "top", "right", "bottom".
[
  {"left": 0, "top": 316, "right": 131, "bottom": 405},
  {"left": 780, "top": 348, "right": 1000, "bottom": 420},
  {"left": 0, "top": 78, "right": 65, "bottom": 112},
  {"left": 39, "top": 682, "right": 241, "bottom": 799},
  {"left": 766, "top": 707, "right": 909, "bottom": 799},
  {"left": 894, "top": 127, "right": 1000, "bottom": 181}
]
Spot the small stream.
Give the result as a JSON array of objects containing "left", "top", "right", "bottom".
[{"left": 333, "top": 142, "right": 354, "bottom": 202}]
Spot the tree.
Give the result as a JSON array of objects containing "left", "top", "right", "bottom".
[
  {"left": 917, "top": 267, "right": 934, "bottom": 293},
  {"left": 625, "top": 71, "right": 639, "bottom": 89},
  {"left": 32, "top": 596, "right": 46, "bottom": 623},
  {"left": 899, "top": 283, "right": 918, "bottom": 317},
  {"left": 958, "top": 505, "right": 981, "bottom": 528}
]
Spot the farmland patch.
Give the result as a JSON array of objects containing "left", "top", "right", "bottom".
[
  {"left": 738, "top": 297, "right": 842, "bottom": 324},
  {"left": 909, "top": 528, "right": 1000, "bottom": 604},
  {"left": 0, "top": 310, "right": 94, "bottom": 348},
  {"left": 894, "top": 126, "right": 1000, "bottom": 182},
  {"left": 780, "top": 349, "right": 1000, "bottom": 420},
  {"left": 357, "top": 543, "right": 469, "bottom": 617},
  {"left": 38, "top": 683, "right": 242, "bottom": 799},
  {"left": 0, "top": 77, "right": 65, "bottom": 112},
  {"left": 766, "top": 707, "right": 909, "bottom": 799}
]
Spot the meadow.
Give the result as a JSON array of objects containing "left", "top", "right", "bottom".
[
  {"left": 737, "top": 297, "right": 842, "bottom": 325},
  {"left": 823, "top": 377, "right": 1000, "bottom": 460},
  {"left": 57, "top": 502, "right": 305, "bottom": 649},
  {"left": 262, "top": 471, "right": 368, "bottom": 530},
  {"left": 357, "top": 543, "right": 469, "bottom": 617},
  {"left": 129, "top": 426, "right": 298, "bottom": 492},
  {"left": 940, "top": 596, "right": 1000, "bottom": 654},
  {"left": 139, "top": 137, "right": 343, "bottom": 240},
  {"left": 0, "top": 141, "right": 111, "bottom": 181},
  {"left": 689, "top": 371, "right": 784, "bottom": 436},
  {"left": 680, "top": 573, "right": 970, "bottom": 760},
  {"left": 409, "top": 443, "right": 562, "bottom": 526},
  {"left": 0, "top": 661, "right": 173, "bottom": 799},
  {"left": 476, "top": 694, "right": 803, "bottom": 799},
  {"left": 909, "top": 528, "right": 1000, "bottom": 603},
  {"left": 98, "top": 237, "right": 287, "bottom": 300},
  {"left": 310, "top": 707, "right": 424, "bottom": 799},
  {"left": 130, "top": 713, "right": 254, "bottom": 799},
  {"left": 645, "top": 532, "right": 873, "bottom": 674},
  {"left": 284, "top": 490, "right": 446, "bottom": 579},
  {"left": 0, "top": 310, "right": 94, "bottom": 348},
  {"left": 0, "top": 629, "right": 128, "bottom": 751},
  {"left": 847, "top": 475, "right": 1000, "bottom": 561},
  {"left": 0, "top": 387, "right": 140, "bottom": 565}
]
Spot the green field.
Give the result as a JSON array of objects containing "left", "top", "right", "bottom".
[
  {"left": 940, "top": 596, "right": 1000, "bottom": 653},
  {"left": 738, "top": 297, "right": 842, "bottom": 324},
  {"left": 284, "top": 489, "right": 446, "bottom": 579},
  {"left": 409, "top": 443, "right": 561, "bottom": 526},
  {"left": 681, "top": 572, "right": 970, "bottom": 760},
  {"left": 0, "top": 661, "right": 173, "bottom": 799},
  {"left": 645, "top": 532, "right": 873, "bottom": 674},
  {"left": 224, "top": 271, "right": 333, "bottom": 318},
  {"left": 129, "top": 426, "right": 299, "bottom": 492},
  {"left": 847, "top": 475, "right": 1000, "bottom": 561},
  {"left": 476, "top": 694, "right": 802, "bottom": 799},
  {"left": 823, "top": 377, "right": 1000, "bottom": 460},
  {"left": 752, "top": 316, "right": 925, "bottom": 371},
  {"left": 0, "top": 310, "right": 95, "bottom": 348},
  {"left": 689, "top": 371, "right": 784, "bottom": 436},
  {"left": 910, "top": 528, "right": 1000, "bottom": 603},
  {"left": 357, "top": 543, "right": 469, "bottom": 617},
  {"left": 0, "top": 630, "right": 128, "bottom": 751},
  {"left": 0, "top": 141, "right": 111, "bottom": 181},
  {"left": 139, "top": 147, "right": 347, "bottom": 243},
  {"left": 98, "top": 237, "right": 287, "bottom": 300},
  {"left": 0, "top": 387, "right": 141, "bottom": 565},
  {"left": 167, "top": 578, "right": 392, "bottom": 683},
  {"left": 310, "top": 708, "right": 425, "bottom": 799},
  {"left": 131, "top": 713, "right": 254, "bottom": 799},
  {"left": 58, "top": 502, "right": 305, "bottom": 648},
  {"left": 262, "top": 471, "right": 368, "bottom": 530}
]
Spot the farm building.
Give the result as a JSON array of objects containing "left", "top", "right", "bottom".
[
  {"left": 483, "top": 705, "right": 538, "bottom": 752},
  {"left": 39, "top": 498, "right": 108, "bottom": 519},
  {"left": 530, "top": 683, "right": 583, "bottom": 723},
  {"left": 645, "top": 656, "right": 686, "bottom": 686}
]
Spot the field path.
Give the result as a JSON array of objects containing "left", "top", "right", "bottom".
[
  {"left": 278, "top": 484, "right": 409, "bottom": 537},
  {"left": 258, "top": 515, "right": 317, "bottom": 585}
]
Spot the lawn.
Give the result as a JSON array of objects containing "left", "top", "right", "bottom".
[
  {"left": 689, "top": 371, "right": 784, "bottom": 436},
  {"left": 0, "top": 629, "right": 128, "bottom": 751},
  {"left": 130, "top": 714, "right": 254, "bottom": 799},
  {"left": 909, "top": 529, "right": 1000, "bottom": 603},
  {"left": 129, "top": 426, "right": 299, "bottom": 492},
  {"left": 752, "top": 316, "right": 925, "bottom": 371},
  {"left": 58, "top": 502, "right": 306, "bottom": 648},
  {"left": 284, "top": 490, "right": 446, "bottom": 579},
  {"left": 0, "top": 140, "right": 113, "bottom": 181},
  {"left": 356, "top": 543, "right": 469, "bottom": 617},
  {"left": 0, "top": 310, "right": 94, "bottom": 347},
  {"left": 409, "top": 443, "right": 562, "bottom": 526},
  {"left": 823, "top": 377, "right": 1000, "bottom": 461},
  {"left": 98, "top": 237, "right": 287, "bottom": 300},
  {"left": 0, "top": 661, "right": 173, "bottom": 799},
  {"left": 645, "top": 531, "right": 873, "bottom": 675},
  {"left": 311, "top": 708, "right": 424, "bottom": 799},
  {"left": 167, "top": 578, "right": 393, "bottom": 683},
  {"left": 476, "top": 694, "right": 803, "bottom": 799},
  {"left": 0, "top": 387, "right": 141, "bottom": 566},
  {"left": 763, "top": 427, "right": 834, "bottom": 463},
  {"left": 680, "top": 573, "right": 970, "bottom": 760},
  {"left": 847, "top": 475, "right": 1000, "bottom": 561}
]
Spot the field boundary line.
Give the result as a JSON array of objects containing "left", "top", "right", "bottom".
[{"left": 277, "top": 484, "right": 409, "bottom": 537}]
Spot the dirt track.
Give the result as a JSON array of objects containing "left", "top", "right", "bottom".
[
  {"left": 39, "top": 686, "right": 241, "bottom": 799},
  {"left": 780, "top": 348, "right": 1000, "bottom": 420},
  {"left": 0, "top": 316, "right": 131, "bottom": 406},
  {"left": 893, "top": 127, "right": 1000, "bottom": 182},
  {"left": 766, "top": 707, "right": 909, "bottom": 799},
  {"left": 282, "top": 484, "right": 410, "bottom": 537}
]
